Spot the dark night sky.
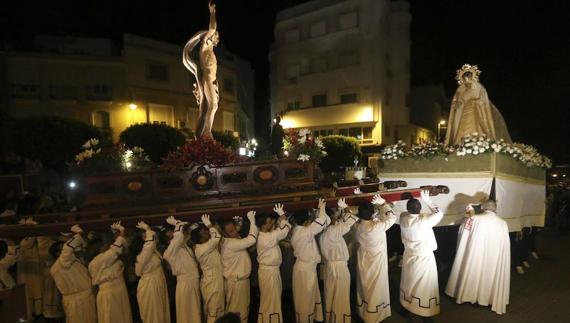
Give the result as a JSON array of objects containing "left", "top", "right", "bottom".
[{"left": 2, "top": 0, "right": 569, "bottom": 163}]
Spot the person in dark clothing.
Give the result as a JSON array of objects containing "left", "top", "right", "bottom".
[{"left": 270, "top": 116, "right": 285, "bottom": 158}]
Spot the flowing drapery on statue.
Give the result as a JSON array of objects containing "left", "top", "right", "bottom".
[
  {"left": 183, "top": 1, "right": 219, "bottom": 139},
  {"left": 445, "top": 64, "right": 512, "bottom": 146}
]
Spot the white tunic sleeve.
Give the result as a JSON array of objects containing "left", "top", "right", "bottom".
[
  {"left": 60, "top": 234, "right": 86, "bottom": 268},
  {"left": 88, "top": 236, "right": 126, "bottom": 283},
  {"left": 224, "top": 222, "right": 258, "bottom": 251},
  {"left": 135, "top": 230, "right": 157, "bottom": 276},
  {"left": 273, "top": 219, "right": 292, "bottom": 241},
  {"left": 423, "top": 204, "right": 444, "bottom": 227},
  {"left": 0, "top": 243, "right": 19, "bottom": 289},
  {"left": 309, "top": 207, "right": 331, "bottom": 236},
  {"left": 163, "top": 228, "right": 184, "bottom": 263}
]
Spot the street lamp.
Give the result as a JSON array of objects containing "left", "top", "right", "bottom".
[
  {"left": 129, "top": 102, "right": 138, "bottom": 110},
  {"left": 437, "top": 120, "right": 446, "bottom": 141}
]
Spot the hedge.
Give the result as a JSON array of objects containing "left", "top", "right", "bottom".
[
  {"left": 319, "top": 135, "right": 362, "bottom": 173},
  {"left": 119, "top": 123, "right": 186, "bottom": 164}
]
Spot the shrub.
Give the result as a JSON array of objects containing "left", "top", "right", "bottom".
[
  {"left": 319, "top": 135, "right": 362, "bottom": 173},
  {"left": 162, "top": 136, "right": 238, "bottom": 170},
  {"left": 7, "top": 116, "right": 101, "bottom": 172},
  {"left": 119, "top": 124, "right": 186, "bottom": 164},
  {"left": 212, "top": 131, "right": 240, "bottom": 150}
]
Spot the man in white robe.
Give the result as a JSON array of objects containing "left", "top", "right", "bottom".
[
  {"left": 399, "top": 190, "right": 443, "bottom": 317},
  {"left": 319, "top": 198, "right": 358, "bottom": 323},
  {"left": 37, "top": 236, "right": 63, "bottom": 319},
  {"left": 193, "top": 214, "right": 225, "bottom": 323},
  {"left": 221, "top": 210, "right": 258, "bottom": 321},
  {"left": 445, "top": 200, "right": 510, "bottom": 315},
  {"left": 50, "top": 224, "right": 97, "bottom": 323},
  {"left": 88, "top": 221, "right": 132, "bottom": 323},
  {"left": 355, "top": 194, "right": 396, "bottom": 323},
  {"left": 0, "top": 239, "right": 19, "bottom": 290},
  {"left": 17, "top": 218, "right": 44, "bottom": 318},
  {"left": 164, "top": 216, "right": 202, "bottom": 323},
  {"left": 291, "top": 198, "right": 330, "bottom": 323},
  {"left": 256, "top": 203, "right": 291, "bottom": 323},
  {"left": 135, "top": 221, "right": 171, "bottom": 323}
]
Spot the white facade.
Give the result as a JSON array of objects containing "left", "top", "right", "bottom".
[{"left": 270, "top": 0, "right": 431, "bottom": 145}]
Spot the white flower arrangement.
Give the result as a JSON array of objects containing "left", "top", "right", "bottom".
[
  {"left": 380, "top": 140, "right": 407, "bottom": 160},
  {"left": 75, "top": 138, "right": 102, "bottom": 164},
  {"left": 297, "top": 154, "right": 310, "bottom": 162},
  {"left": 381, "top": 133, "right": 551, "bottom": 168}
]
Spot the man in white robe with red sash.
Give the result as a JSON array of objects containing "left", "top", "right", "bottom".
[
  {"left": 399, "top": 190, "right": 443, "bottom": 318},
  {"left": 445, "top": 200, "right": 510, "bottom": 314}
]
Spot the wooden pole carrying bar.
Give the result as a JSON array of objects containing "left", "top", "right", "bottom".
[{"left": 0, "top": 187, "right": 447, "bottom": 239}]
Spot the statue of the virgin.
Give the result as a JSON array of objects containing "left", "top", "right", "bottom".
[{"left": 445, "top": 64, "right": 512, "bottom": 146}]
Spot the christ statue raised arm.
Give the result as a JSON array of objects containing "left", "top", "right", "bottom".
[{"left": 183, "top": 0, "right": 220, "bottom": 139}]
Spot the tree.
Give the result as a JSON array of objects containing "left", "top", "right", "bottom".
[
  {"left": 319, "top": 135, "right": 362, "bottom": 173},
  {"left": 119, "top": 123, "right": 186, "bottom": 164}
]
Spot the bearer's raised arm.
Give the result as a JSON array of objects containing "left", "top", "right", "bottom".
[
  {"left": 421, "top": 190, "right": 444, "bottom": 227},
  {"left": 371, "top": 194, "right": 397, "bottom": 232},
  {"left": 310, "top": 198, "right": 331, "bottom": 235}
]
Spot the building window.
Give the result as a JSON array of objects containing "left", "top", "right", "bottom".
[
  {"left": 49, "top": 85, "right": 78, "bottom": 100},
  {"left": 223, "top": 79, "right": 235, "bottom": 94},
  {"left": 87, "top": 84, "right": 112, "bottom": 100},
  {"left": 11, "top": 84, "right": 40, "bottom": 99},
  {"left": 314, "top": 129, "right": 333, "bottom": 137},
  {"left": 223, "top": 111, "right": 235, "bottom": 132},
  {"left": 384, "top": 124, "right": 390, "bottom": 136},
  {"left": 285, "top": 28, "right": 300, "bottom": 43},
  {"left": 311, "top": 56, "right": 327, "bottom": 73},
  {"left": 286, "top": 64, "right": 300, "bottom": 79},
  {"left": 312, "top": 94, "right": 327, "bottom": 107},
  {"left": 363, "top": 127, "right": 373, "bottom": 139},
  {"left": 338, "top": 128, "right": 348, "bottom": 136},
  {"left": 146, "top": 63, "right": 169, "bottom": 82},
  {"left": 339, "top": 126, "right": 373, "bottom": 144},
  {"left": 92, "top": 111, "right": 110, "bottom": 128},
  {"left": 340, "top": 93, "right": 358, "bottom": 104},
  {"left": 310, "top": 21, "right": 326, "bottom": 38},
  {"left": 339, "top": 51, "right": 359, "bottom": 67},
  {"left": 339, "top": 12, "right": 358, "bottom": 30},
  {"left": 287, "top": 101, "right": 301, "bottom": 110}
]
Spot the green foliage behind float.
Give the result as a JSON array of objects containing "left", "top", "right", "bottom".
[
  {"left": 7, "top": 116, "right": 101, "bottom": 172},
  {"left": 119, "top": 123, "right": 186, "bottom": 164},
  {"left": 319, "top": 135, "right": 362, "bottom": 173},
  {"left": 212, "top": 131, "right": 240, "bottom": 150}
]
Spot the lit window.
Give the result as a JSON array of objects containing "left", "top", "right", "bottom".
[
  {"left": 349, "top": 127, "right": 361, "bottom": 139},
  {"left": 363, "top": 127, "right": 373, "bottom": 139},
  {"left": 287, "top": 101, "right": 301, "bottom": 110},
  {"left": 338, "top": 128, "right": 348, "bottom": 136}
]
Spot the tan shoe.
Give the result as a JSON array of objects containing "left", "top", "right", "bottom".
[
  {"left": 516, "top": 266, "right": 525, "bottom": 274},
  {"left": 531, "top": 252, "right": 540, "bottom": 260}
]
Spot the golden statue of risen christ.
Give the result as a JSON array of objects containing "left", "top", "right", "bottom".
[{"left": 183, "top": 0, "right": 219, "bottom": 139}]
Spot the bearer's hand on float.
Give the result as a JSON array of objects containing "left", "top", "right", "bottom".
[
  {"left": 273, "top": 203, "right": 285, "bottom": 216},
  {"left": 372, "top": 194, "right": 386, "bottom": 206},
  {"left": 111, "top": 221, "right": 126, "bottom": 236},
  {"left": 337, "top": 198, "right": 348, "bottom": 210},
  {"left": 166, "top": 216, "right": 178, "bottom": 226},
  {"left": 201, "top": 214, "right": 213, "bottom": 228},
  {"left": 420, "top": 190, "right": 433, "bottom": 205},
  {"left": 246, "top": 210, "right": 256, "bottom": 223},
  {"left": 318, "top": 198, "right": 326, "bottom": 212},
  {"left": 136, "top": 221, "right": 150, "bottom": 231}
]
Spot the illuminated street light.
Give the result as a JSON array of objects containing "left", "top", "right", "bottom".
[
  {"left": 68, "top": 181, "right": 77, "bottom": 189},
  {"left": 437, "top": 119, "right": 447, "bottom": 142},
  {"left": 129, "top": 103, "right": 138, "bottom": 110}
]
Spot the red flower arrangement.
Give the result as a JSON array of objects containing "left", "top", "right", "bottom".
[{"left": 162, "top": 136, "right": 238, "bottom": 171}]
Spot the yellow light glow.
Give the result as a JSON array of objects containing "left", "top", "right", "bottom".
[
  {"left": 281, "top": 118, "right": 295, "bottom": 129},
  {"left": 439, "top": 120, "right": 446, "bottom": 125},
  {"left": 129, "top": 103, "right": 138, "bottom": 110},
  {"left": 358, "top": 106, "right": 374, "bottom": 122}
]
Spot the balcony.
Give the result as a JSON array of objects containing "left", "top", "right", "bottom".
[{"left": 281, "top": 102, "right": 375, "bottom": 129}]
